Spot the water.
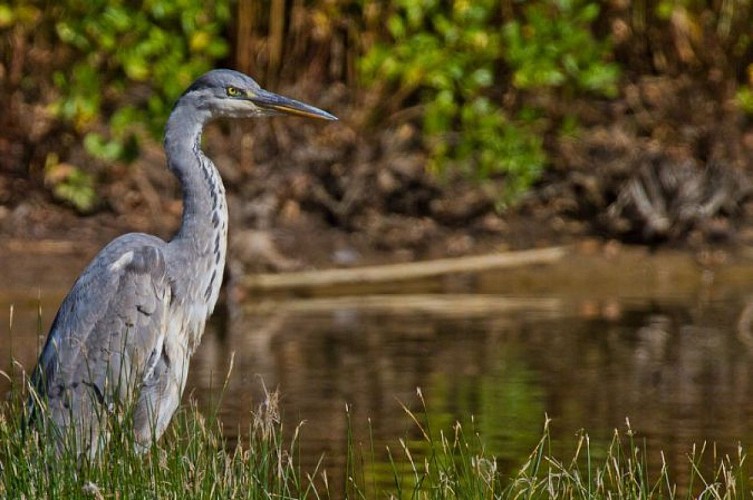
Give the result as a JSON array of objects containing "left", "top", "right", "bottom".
[{"left": 4, "top": 247, "right": 753, "bottom": 491}]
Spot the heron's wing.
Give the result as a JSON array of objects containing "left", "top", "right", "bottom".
[{"left": 30, "top": 234, "right": 171, "bottom": 444}]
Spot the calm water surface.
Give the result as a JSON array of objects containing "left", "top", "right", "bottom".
[{"left": 4, "top": 248, "right": 753, "bottom": 491}]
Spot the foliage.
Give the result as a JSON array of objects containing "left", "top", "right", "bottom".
[
  {"left": 48, "top": 0, "right": 230, "bottom": 159},
  {"left": 0, "top": 1, "right": 230, "bottom": 211},
  {"left": 43, "top": 153, "right": 97, "bottom": 213},
  {"left": 360, "top": 0, "right": 619, "bottom": 202},
  {"left": 737, "top": 85, "right": 753, "bottom": 115},
  {"left": 360, "top": 0, "right": 543, "bottom": 202},
  {"left": 503, "top": 0, "right": 620, "bottom": 97},
  {"left": 734, "top": 48, "right": 753, "bottom": 116}
]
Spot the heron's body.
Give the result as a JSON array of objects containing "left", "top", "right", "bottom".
[{"left": 28, "top": 69, "right": 335, "bottom": 456}]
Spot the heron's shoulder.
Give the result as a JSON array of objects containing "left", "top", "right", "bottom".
[
  {"left": 81, "top": 233, "right": 169, "bottom": 282},
  {"left": 104, "top": 232, "right": 166, "bottom": 251}
]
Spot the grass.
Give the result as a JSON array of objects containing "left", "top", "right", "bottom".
[
  {"left": 1, "top": 306, "right": 749, "bottom": 498},
  {"left": 506, "top": 418, "right": 749, "bottom": 499},
  {"left": 0, "top": 376, "right": 317, "bottom": 499},
  {"left": 0, "top": 378, "right": 749, "bottom": 499}
]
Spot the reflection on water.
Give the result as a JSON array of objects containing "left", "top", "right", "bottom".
[
  {"left": 4, "top": 250, "right": 753, "bottom": 492},
  {"left": 188, "top": 294, "right": 753, "bottom": 490}
]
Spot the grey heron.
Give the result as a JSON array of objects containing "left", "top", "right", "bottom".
[{"left": 27, "top": 69, "right": 336, "bottom": 456}]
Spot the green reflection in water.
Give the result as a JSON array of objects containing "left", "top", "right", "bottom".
[{"left": 354, "top": 339, "right": 548, "bottom": 493}]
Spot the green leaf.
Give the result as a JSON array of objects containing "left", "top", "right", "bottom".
[
  {"left": 83, "top": 133, "right": 124, "bottom": 162},
  {"left": 0, "top": 5, "right": 14, "bottom": 28}
]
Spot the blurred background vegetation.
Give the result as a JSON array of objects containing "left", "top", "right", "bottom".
[{"left": 1, "top": 0, "right": 753, "bottom": 253}]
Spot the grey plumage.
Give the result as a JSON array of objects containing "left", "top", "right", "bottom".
[{"left": 28, "top": 69, "right": 336, "bottom": 456}]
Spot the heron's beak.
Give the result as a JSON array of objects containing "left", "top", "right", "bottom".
[{"left": 250, "top": 89, "right": 337, "bottom": 120}]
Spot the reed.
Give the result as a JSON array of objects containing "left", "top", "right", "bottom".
[{"left": 0, "top": 383, "right": 749, "bottom": 498}]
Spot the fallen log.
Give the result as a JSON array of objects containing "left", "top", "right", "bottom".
[
  {"left": 240, "top": 246, "right": 568, "bottom": 292},
  {"left": 245, "top": 294, "right": 564, "bottom": 316}
]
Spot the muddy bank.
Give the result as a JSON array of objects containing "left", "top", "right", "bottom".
[{"left": 3, "top": 75, "right": 753, "bottom": 270}]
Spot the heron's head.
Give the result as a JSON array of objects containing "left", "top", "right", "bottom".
[{"left": 180, "top": 69, "right": 337, "bottom": 121}]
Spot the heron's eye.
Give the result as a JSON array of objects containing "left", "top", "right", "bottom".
[{"left": 226, "top": 86, "right": 242, "bottom": 97}]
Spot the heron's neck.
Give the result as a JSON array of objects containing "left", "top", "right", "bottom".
[{"left": 164, "top": 103, "right": 228, "bottom": 317}]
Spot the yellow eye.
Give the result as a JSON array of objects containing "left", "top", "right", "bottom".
[{"left": 226, "top": 86, "right": 242, "bottom": 97}]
